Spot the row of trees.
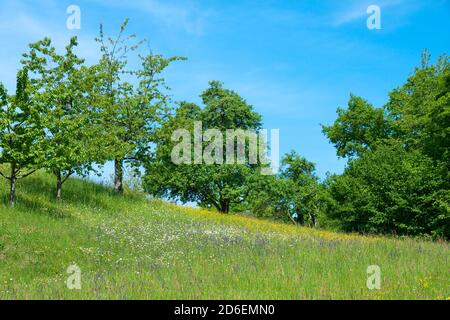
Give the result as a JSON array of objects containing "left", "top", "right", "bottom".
[
  {"left": 144, "top": 51, "right": 450, "bottom": 239},
  {"left": 143, "top": 81, "right": 325, "bottom": 224},
  {"left": 0, "top": 20, "right": 182, "bottom": 206},
  {"left": 1, "top": 20, "right": 448, "bottom": 239},
  {"left": 144, "top": 81, "right": 328, "bottom": 224}
]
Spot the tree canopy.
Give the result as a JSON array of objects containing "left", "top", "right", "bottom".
[
  {"left": 143, "top": 81, "right": 264, "bottom": 213},
  {"left": 322, "top": 52, "right": 450, "bottom": 239}
]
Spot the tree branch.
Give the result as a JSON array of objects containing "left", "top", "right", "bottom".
[
  {"left": 62, "top": 171, "right": 74, "bottom": 184},
  {"left": 0, "top": 170, "right": 11, "bottom": 180},
  {"left": 17, "top": 169, "right": 36, "bottom": 180}
]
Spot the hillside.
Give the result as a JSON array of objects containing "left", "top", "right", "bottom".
[{"left": 0, "top": 172, "right": 448, "bottom": 299}]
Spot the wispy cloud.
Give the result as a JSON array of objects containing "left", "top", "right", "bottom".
[
  {"left": 0, "top": 0, "right": 99, "bottom": 89},
  {"left": 331, "top": 0, "right": 420, "bottom": 27},
  {"left": 93, "top": 0, "right": 213, "bottom": 35}
]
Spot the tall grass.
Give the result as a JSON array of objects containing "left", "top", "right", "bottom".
[{"left": 0, "top": 172, "right": 448, "bottom": 299}]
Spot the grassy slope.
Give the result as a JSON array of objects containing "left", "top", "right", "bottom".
[{"left": 0, "top": 172, "right": 448, "bottom": 299}]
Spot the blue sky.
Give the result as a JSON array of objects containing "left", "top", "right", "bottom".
[{"left": 0, "top": 0, "right": 449, "bottom": 180}]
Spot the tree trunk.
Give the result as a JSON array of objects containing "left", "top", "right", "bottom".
[
  {"left": 309, "top": 212, "right": 317, "bottom": 228},
  {"left": 295, "top": 211, "right": 304, "bottom": 225},
  {"left": 56, "top": 171, "right": 62, "bottom": 200},
  {"left": 219, "top": 200, "right": 230, "bottom": 213},
  {"left": 9, "top": 162, "right": 16, "bottom": 207},
  {"left": 114, "top": 158, "right": 124, "bottom": 194}
]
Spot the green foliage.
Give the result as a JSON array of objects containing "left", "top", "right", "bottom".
[
  {"left": 386, "top": 52, "right": 450, "bottom": 163},
  {"left": 0, "top": 70, "right": 45, "bottom": 169},
  {"left": 0, "top": 21, "right": 448, "bottom": 244},
  {"left": 246, "top": 151, "right": 327, "bottom": 226},
  {"left": 243, "top": 174, "right": 292, "bottom": 221},
  {"left": 200, "top": 80, "right": 262, "bottom": 130},
  {"left": 279, "top": 151, "right": 328, "bottom": 226},
  {"left": 144, "top": 81, "right": 264, "bottom": 213},
  {"left": 95, "top": 19, "right": 185, "bottom": 193},
  {"left": 0, "top": 69, "right": 46, "bottom": 205},
  {"left": 325, "top": 141, "right": 449, "bottom": 238},
  {"left": 322, "top": 94, "right": 390, "bottom": 159},
  {"left": 323, "top": 52, "right": 450, "bottom": 239},
  {"left": 20, "top": 37, "right": 105, "bottom": 198}
]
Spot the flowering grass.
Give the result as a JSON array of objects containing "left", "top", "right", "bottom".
[{"left": 0, "top": 172, "right": 448, "bottom": 299}]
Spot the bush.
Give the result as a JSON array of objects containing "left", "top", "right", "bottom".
[{"left": 325, "top": 141, "right": 449, "bottom": 239}]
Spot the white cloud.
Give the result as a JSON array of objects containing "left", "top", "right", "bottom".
[
  {"left": 0, "top": 12, "right": 48, "bottom": 38},
  {"left": 331, "top": 0, "right": 420, "bottom": 27},
  {"left": 0, "top": 0, "right": 100, "bottom": 89},
  {"left": 93, "top": 0, "right": 213, "bottom": 35}
]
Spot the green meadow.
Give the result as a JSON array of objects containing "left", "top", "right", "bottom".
[{"left": 0, "top": 172, "right": 448, "bottom": 300}]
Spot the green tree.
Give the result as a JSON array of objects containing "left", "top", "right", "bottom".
[
  {"left": 143, "top": 81, "right": 264, "bottom": 213},
  {"left": 96, "top": 19, "right": 184, "bottom": 193},
  {"left": 322, "top": 94, "right": 391, "bottom": 159},
  {"left": 323, "top": 52, "right": 449, "bottom": 163},
  {"left": 0, "top": 70, "right": 46, "bottom": 206},
  {"left": 279, "top": 151, "right": 325, "bottom": 226},
  {"left": 323, "top": 52, "right": 450, "bottom": 238},
  {"left": 386, "top": 52, "right": 450, "bottom": 163},
  {"left": 325, "top": 141, "right": 449, "bottom": 238},
  {"left": 244, "top": 174, "right": 294, "bottom": 222},
  {"left": 246, "top": 151, "right": 326, "bottom": 226},
  {"left": 21, "top": 37, "right": 104, "bottom": 200}
]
